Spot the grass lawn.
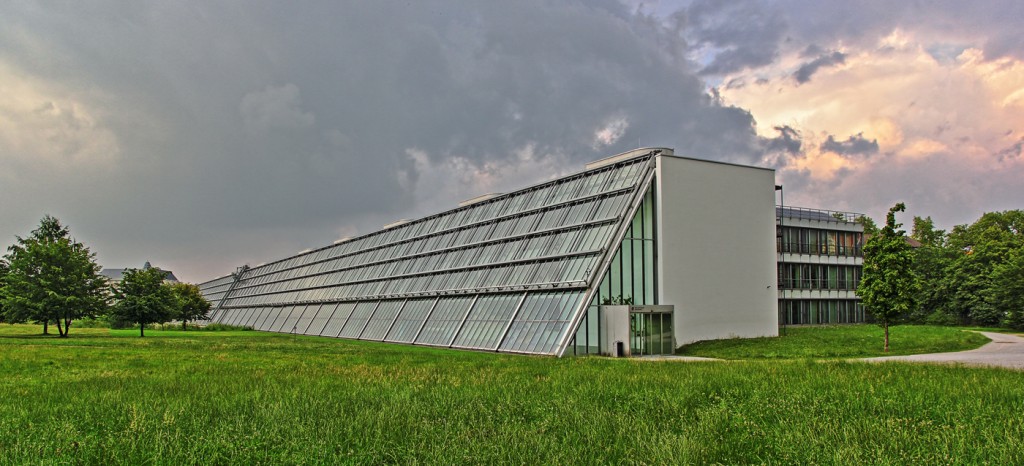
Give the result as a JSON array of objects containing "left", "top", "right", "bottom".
[
  {"left": 677, "top": 324, "right": 991, "bottom": 359},
  {"left": 1, "top": 324, "right": 1022, "bottom": 464}
]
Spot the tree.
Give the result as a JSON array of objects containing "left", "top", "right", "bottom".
[
  {"left": 111, "top": 267, "right": 176, "bottom": 337},
  {"left": 170, "top": 282, "right": 211, "bottom": 330},
  {"left": 0, "top": 259, "right": 8, "bottom": 323},
  {"left": 856, "top": 215, "right": 879, "bottom": 236},
  {"left": 858, "top": 203, "right": 919, "bottom": 352},
  {"left": 1, "top": 215, "right": 108, "bottom": 337},
  {"left": 943, "top": 210, "right": 1024, "bottom": 326},
  {"left": 990, "top": 249, "right": 1024, "bottom": 330},
  {"left": 907, "top": 215, "right": 955, "bottom": 324},
  {"left": 911, "top": 216, "right": 946, "bottom": 247}
]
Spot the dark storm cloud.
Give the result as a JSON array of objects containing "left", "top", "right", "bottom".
[
  {"left": 793, "top": 51, "right": 846, "bottom": 83},
  {"left": 765, "top": 126, "right": 802, "bottom": 155},
  {"left": 668, "top": 0, "right": 787, "bottom": 75},
  {"left": 820, "top": 133, "right": 879, "bottom": 157},
  {"left": 0, "top": 1, "right": 775, "bottom": 281}
]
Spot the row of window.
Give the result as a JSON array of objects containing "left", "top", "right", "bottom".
[
  {"left": 223, "top": 254, "right": 599, "bottom": 307},
  {"left": 230, "top": 204, "right": 622, "bottom": 295},
  {"left": 213, "top": 290, "right": 586, "bottom": 355},
  {"left": 236, "top": 157, "right": 651, "bottom": 281},
  {"left": 777, "top": 264, "right": 861, "bottom": 290},
  {"left": 779, "top": 299, "right": 865, "bottom": 325},
  {"left": 198, "top": 275, "right": 239, "bottom": 309},
  {"left": 778, "top": 226, "right": 863, "bottom": 257},
  {"left": 219, "top": 221, "right": 610, "bottom": 303}
]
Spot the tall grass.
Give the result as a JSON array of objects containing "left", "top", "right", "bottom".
[{"left": 0, "top": 324, "right": 1021, "bottom": 464}]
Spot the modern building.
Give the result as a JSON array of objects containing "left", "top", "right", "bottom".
[
  {"left": 199, "top": 148, "right": 780, "bottom": 356},
  {"left": 101, "top": 261, "right": 179, "bottom": 284},
  {"left": 776, "top": 207, "right": 866, "bottom": 325}
]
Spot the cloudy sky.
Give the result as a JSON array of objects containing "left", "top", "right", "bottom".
[{"left": 1, "top": 1, "right": 1021, "bottom": 283}]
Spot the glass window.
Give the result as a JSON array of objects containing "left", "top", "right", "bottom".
[
  {"left": 338, "top": 301, "right": 380, "bottom": 338},
  {"left": 452, "top": 294, "right": 523, "bottom": 350},
  {"left": 269, "top": 306, "right": 299, "bottom": 332},
  {"left": 385, "top": 298, "right": 437, "bottom": 343},
  {"left": 499, "top": 291, "right": 585, "bottom": 354},
  {"left": 320, "top": 302, "right": 356, "bottom": 337},
  {"left": 414, "top": 296, "right": 475, "bottom": 346},
  {"left": 293, "top": 304, "right": 324, "bottom": 334},
  {"left": 359, "top": 300, "right": 405, "bottom": 341}
]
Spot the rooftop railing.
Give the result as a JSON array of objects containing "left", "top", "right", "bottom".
[{"left": 777, "top": 206, "right": 863, "bottom": 224}]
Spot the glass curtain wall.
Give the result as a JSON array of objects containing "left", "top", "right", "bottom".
[{"left": 569, "top": 181, "right": 657, "bottom": 355}]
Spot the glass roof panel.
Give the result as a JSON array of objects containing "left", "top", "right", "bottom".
[
  {"left": 321, "top": 302, "right": 357, "bottom": 337},
  {"left": 359, "top": 300, "right": 405, "bottom": 341},
  {"left": 414, "top": 296, "right": 474, "bottom": 346},
  {"left": 384, "top": 298, "right": 436, "bottom": 343},
  {"left": 291, "top": 304, "right": 322, "bottom": 334},
  {"left": 252, "top": 307, "right": 279, "bottom": 331},
  {"left": 338, "top": 301, "right": 380, "bottom": 339},
  {"left": 499, "top": 291, "right": 585, "bottom": 354},
  {"left": 303, "top": 303, "right": 338, "bottom": 335},
  {"left": 451, "top": 293, "right": 522, "bottom": 350},
  {"left": 275, "top": 305, "right": 308, "bottom": 333}
]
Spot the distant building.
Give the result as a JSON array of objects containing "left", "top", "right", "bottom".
[
  {"left": 101, "top": 261, "right": 179, "bottom": 284},
  {"left": 776, "top": 207, "right": 866, "bottom": 325}
]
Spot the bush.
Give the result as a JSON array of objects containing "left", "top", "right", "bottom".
[
  {"left": 73, "top": 317, "right": 110, "bottom": 329},
  {"left": 197, "top": 323, "right": 252, "bottom": 331},
  {"left": 924, "top": 310, "right": 958, "bottom": 326}
]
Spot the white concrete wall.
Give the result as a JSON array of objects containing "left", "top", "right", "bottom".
[
  {"left": 599, "top": 305, "right": 631, "bottom": 356},
  {"left": 656, "top": 155, "right": 779, "bottom": 345}
]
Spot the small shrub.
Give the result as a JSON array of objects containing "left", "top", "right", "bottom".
[
  {"left": 74, "top": 317, "right": 110, "bottom": 329},
  {"left": 924, "top": 309, "right": 958, "bottom": 326},
  {"left": 198, "top": 323, "right": 252, "bottom": 331}
]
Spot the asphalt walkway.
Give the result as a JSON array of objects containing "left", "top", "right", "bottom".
[{"left": 862, "top": 331, "right": 1024, "bottom": 370}]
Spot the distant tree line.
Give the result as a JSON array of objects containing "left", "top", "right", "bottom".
[
  {"left": 0, "top": 215, "right": 211, "bottom": 337},
  {"left": 859, "top": 206, "right": 1024, "bottom": 332}
]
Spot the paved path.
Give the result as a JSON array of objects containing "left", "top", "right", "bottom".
[{"left": 862, "top": 331, "right": 1024, "bottom": 370}]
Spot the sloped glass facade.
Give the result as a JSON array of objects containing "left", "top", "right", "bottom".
[
  {"left": 568, "top": 182, "right": 658, "bottom": 355},
  {"left": 200, "top": 152, "right": 659, "bottom": 355}
]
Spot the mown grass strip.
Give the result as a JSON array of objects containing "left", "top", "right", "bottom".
[{"left": 676, "top": 324, "right": 990, "bottom": 359}]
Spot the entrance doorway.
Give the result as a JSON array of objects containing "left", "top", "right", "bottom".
[{"left": 629, "top": 310, "right": 674, "bottom": 355}]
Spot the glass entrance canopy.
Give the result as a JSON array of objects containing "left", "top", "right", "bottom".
[{"left": 200, "top": 149, "right": 661, "bottom": 356}]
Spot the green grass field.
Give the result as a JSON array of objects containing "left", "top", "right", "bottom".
[
  {"left": 677, "top": 324, "right": 991, "bottom": 359},
  {"left": 1, "top": 324, "right": 1022, "bottom": 464}
]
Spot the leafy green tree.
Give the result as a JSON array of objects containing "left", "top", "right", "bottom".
[
  {"left": 907, "top": 215, "right": 955, "bottom": 323},
  {"left": 856, "top": 215, "right": 879, "bottom": 236},
  {"left": 1, "top": 215, "right": 108, "bottom": 337},
  {"left": 0, "top": 259, "right": 8, "bottom": 323},
  {"left": 858, "top": 203, "right": 919, "bottom": 352},
  {"left": 111, "top": 267, "right": 176, "bottom": 337},
  {"left": 170, "top": 282, "right": 211, "bottom": 330},
  {"left": 943, "top": 210, "right": 1024, "bottom": 326},
  {"left": 990, "top": 249, "right": 1024, "bottom": 329},
  {"left": 911, "top": 216, "right": 946, "bottom": 247}
]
